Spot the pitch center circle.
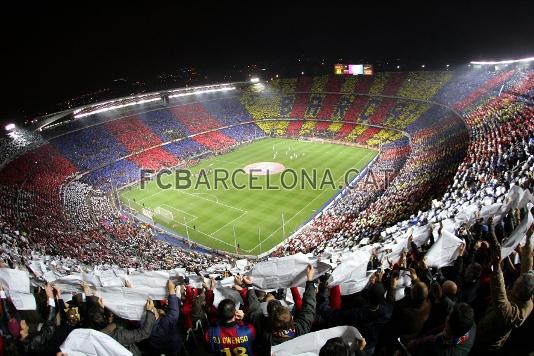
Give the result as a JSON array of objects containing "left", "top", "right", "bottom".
[{"left": 243, "top": 162, "right": 285, "bottom": 176}]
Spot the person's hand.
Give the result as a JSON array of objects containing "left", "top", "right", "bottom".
[
  {"left": 306, "top": 264, "right": 315, "bottom": 282},
  {"left": 234, "top": 274, "right": 243, "bottom": 286},
  {"left": 430, "top": 281, "right": 442, "bottom": 300},
  {"left": 242, "top": 275, "right": 253, "bottom": 285},
  {"left": 457, "top": 243, "right": 466, "bottom": 257},
  {"left": 210, "top": 278, "right": 217, "bottom": 290},
  {"left": 81, "top": 282, "right": 89, "bottom": 295},
  {"left": 233, "top": 284, "right": 243, "bottom": 292},
  {"left": 390, "top": 276, "right": 399, "bottom": 290},
  {"left": 53, "top": 285, "right": 61, "bottom": 299},
  {"left": 235, "top": 309, "right": 244, "bottom": 320},
  {"left": 124, "top": 280, "right": 133, "bottom": 288},
  {"left": 167, "top": 279, "right": 176, "bottom": 295},
  {"left": 146, "top": 297, "right": 155, "bottom": 312},
  {"left": 370, "top": 270, "right": 383, "bottom": 285},
  {"left": 419, "top": 257, "right": 428, "bottom": 270},
  {"left": 98, "top": 297, "right": 105, "bottom": 308},
  {"left": 357, "top": 337, "right": 367, "bottom": 351},
  {"left": 44, "top": 284, "right": 54, "bottom": 299},
  {"left": 408, "top": 268, "right": 419, "bottom": 281}
]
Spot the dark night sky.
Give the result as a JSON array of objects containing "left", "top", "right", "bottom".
[{"left": 1, "top": 1, "right": 534, "bottom": 124}]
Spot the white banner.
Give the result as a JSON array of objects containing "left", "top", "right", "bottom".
[
  {"left": 250, "top": 253, "right": 330, "bottom": 290},
  {"left": 328, "top": 250, "right": 371, "bottom": 295},
  {"left": 271, "top": 326, "right": 362, "bottom": 356},
  {"left": 60, "top": 328, "right": 133, "bottom": 356},
  {"left": 0, "top": 268, "right": 30, "bottom": 293},
  {"left": 425, "top": 230, "right": 464, "bottom": 268},
  {"left": 501, "top": 212, "right": 534, "bottom": 259}
]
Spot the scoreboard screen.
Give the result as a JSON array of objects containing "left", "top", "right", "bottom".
[{"left": 334, "top": 64, "right": 373, "bottom": 76}]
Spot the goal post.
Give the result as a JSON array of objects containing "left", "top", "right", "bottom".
[{"left": 155, "top": 206, "right": 174, "bottom": 221}]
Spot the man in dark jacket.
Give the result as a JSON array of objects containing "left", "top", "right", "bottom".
[
  {"left": 250, "top": 264, "right": 316, "bottom": 355},
  {"left": 98, "top": 296, "right": 157, "bottom": 356},
  {"left": 389, "top": 275, "right": 432, "bottom": 340},
  {"left": 319, "top": 282, "right": 393, "bottom": 355},
  {"left": 407, "top": 302, "right": 476, "bottom": 356},
  {"left": 148, "top": 279, "right": 181, "bottom": 356},
  {"left": 1, "top": 283, "right": 57, "bottom": 355}
]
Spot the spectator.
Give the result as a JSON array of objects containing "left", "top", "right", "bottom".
[
  {"left": 252, "top": 265, "right": 316, "bottom": 355},
  {"left": 473, "top": 226, "right": 533, "bottom": 352},
  {"left": 147, "top": 280, "right": 182, "bottom": 356},
  {"left": 96, "top": 297, "right": 157, "bottom": 356},
  {"left": 407, "top": 302, "right": 476, "bottom": 356},
  {"left": 205, "top": 298, "right": 255, "bottom": 355}
]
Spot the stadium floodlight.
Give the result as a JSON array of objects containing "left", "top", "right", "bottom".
[
  {"left": 5, "top": 123, "right": 15, "bottom": 131},
  {"left": 250, "top": 77, "right": 260, "bottom": 83},
  {"left": 168, "top": 86, "right": 236, "bottom": 99},
  {"left": 396, "top": 65, "right": 400, "bottom": 69},
  {"left": 470, "top": 56, "right": 534, "bottom": 65},
  {"left": 74, "top": 97, "right": 161, "bottom": 119},
  {"left": 421, "top": 64, "right": 425, "bottom": 68}
]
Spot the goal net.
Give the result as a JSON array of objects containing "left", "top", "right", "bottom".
[{"left": 155, "top": 206, "right": 174, "bottom": 221}]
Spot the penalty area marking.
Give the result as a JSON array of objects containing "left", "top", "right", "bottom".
[{"left": 160, "top": 204, "right": 198, "bottom": 224}]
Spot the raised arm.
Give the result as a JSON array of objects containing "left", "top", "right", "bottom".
[
  {"left": 166, "top": 280, "right": 180, "bottom": 321},
  {"left": 293, "top": 265, "right": 317, "bottom": 336},
  {"left": 114, "top": 297, "right": 156, "bottom": 345},
  {"left": 520, "top": 224, "right": 533, "bottom": 274},
  {"left": 488, "top": 224, "right": 513, "bottom": 317},
  {"left": 243, "top": 276, "right": 262, "bottom": 325}
]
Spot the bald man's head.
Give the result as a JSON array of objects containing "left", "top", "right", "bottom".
[{"left": 442, "top": 280, "right": 458, "bottom": 298}]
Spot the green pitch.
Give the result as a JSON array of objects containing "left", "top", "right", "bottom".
[{"left": 119, "top": 138, "right": 377, "bottom": 255}]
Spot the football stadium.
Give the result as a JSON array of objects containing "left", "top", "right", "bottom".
[{"left": 1, "top": 4, "right": 534, "bottom": 356}]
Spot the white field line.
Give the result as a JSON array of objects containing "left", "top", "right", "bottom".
[
  {"left": 161, "top": 204, "right": 198, "bottom": 224},
  {"left": 164, "top": 210, "right": 236, "bottom": 249},
  {"left": 175, "top": 189, "right": 247, "bottom": 213},
  {"left": 210, "top": 211, "right": 248, "bottom": 236},
  {"left": 191, "top": 192, "right": 219, "bottom": 203},
  {"left": 135, "top": 189, "right": 166, "bottom": 204},
  {"left": 166, "top": 190, "right": 249, "bottom": 247}
]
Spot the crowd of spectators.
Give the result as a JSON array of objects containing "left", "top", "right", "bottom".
[
  {"left": 273, "top": 68, "right": 534, "bottom": 257},
  {"left": 62, "top": 181, "right": 116, "bottom": 231},
  {"left": 0, "top": 128, "right": 44, "bottom": 167},
  {"left": 0, "top": 214, "right": 531, "bottom": 355}
]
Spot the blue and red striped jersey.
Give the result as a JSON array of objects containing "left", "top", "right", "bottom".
[{"left": 206, "top": 322, "right": 256, "bottom": 355}]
